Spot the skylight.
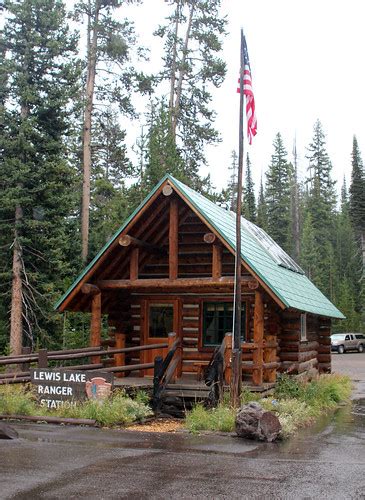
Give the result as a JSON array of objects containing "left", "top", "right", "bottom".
[{"left": 240, "top": 217, "right": 305, "bottom": 275}]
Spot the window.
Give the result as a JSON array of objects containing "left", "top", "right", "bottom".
[
  {"left": 203, "top": 302, "right": 246, "bottom": 347},
  {"left": 300, "top": 313, "right": 307, "bottom": 341},
  {"left": 148, "top": 304, "right": 173, "bottom": 338}
]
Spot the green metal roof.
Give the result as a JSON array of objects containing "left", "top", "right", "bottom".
[
  {"left": 170, "top": 176, "right": 344, "bottom": 319},
  {"left": 55, "top": 174, "right": 344, "bottom": 319}
]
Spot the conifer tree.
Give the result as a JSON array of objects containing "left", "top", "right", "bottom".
[
  {"left": 265, "top": 133, "right": 293, "bottom": 252},
  {"left": 291, "top": 138, "right": 301, "bottom": 261},
  {"left": 143, "top": 100, "right": 185, "bottom": 191},
  {"left": 75, "top": 0, "right": 150, "bottom": 262},
  {"left": 0, "top": 0, "right": 81, "bottom": 353},
  {"left": 242, "top": 153, "right": 256, "bottom": 222},
  {"left": 256, "top": 176, "right": 268, "bottom": 231},
  {"left": 303, "top": 120, "right": 336, "bottom": 295},
  {"left": 349, "top": 135, "right": 365, "bottom": 321},
  {"left": 227, "top": 150, "right": 238, "bottom": 212},
  {"left": 155, "top": 0, "right": 227, "bottom": 184}
]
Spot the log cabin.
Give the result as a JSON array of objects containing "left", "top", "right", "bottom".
[{"left": 55, "top": 175, "right": 344, "bottom": 387}]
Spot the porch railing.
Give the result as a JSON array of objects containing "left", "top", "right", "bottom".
[{"left": 0, "top": 342, "right": 169, "bottom": 384}]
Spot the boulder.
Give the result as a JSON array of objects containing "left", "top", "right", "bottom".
[
  {"left": 0, "top": 422, "right": 19, "bottom": 440},
  {"left": 235, "top": 402, "right": 281, "bottom": 442}
]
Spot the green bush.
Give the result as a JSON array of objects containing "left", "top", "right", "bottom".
[
  {"left": 0, "top": 386, "right": 152, "bottom": 427},
  {"left": 0, "top": 384, "right": 37, "bottom": 416},
  {"left": 185, "top": 374, "right": 352, "bottom": 437},
  {"left": 185, "top": 403, "right": 236, "bottom": 433}
]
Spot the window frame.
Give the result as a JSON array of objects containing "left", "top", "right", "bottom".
[{"left": 300, "top": 313, "right": 307, "bottom": 342}]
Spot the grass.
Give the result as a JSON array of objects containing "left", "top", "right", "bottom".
[
  {"left": 185, "top": 373, "right": 352, "bottom": 438},
  {"left": 0, "top": 385, "right": 152, "bottom": 426}
]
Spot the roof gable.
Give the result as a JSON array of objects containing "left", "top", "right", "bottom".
[{"left": 55, "top": 174, "right": 344, "bottom": 319}]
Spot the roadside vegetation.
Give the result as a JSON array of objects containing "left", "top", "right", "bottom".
[
  {"left": 185, "top": 374, "right": 353, "bottom": 438},
  {"left": 0, "top": 386, "right": 152, "bottom": 427}
]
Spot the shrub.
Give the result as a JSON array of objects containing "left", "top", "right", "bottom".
[
  {"left": 0, "top": 386, "right": 152, "bottom": 427},
  {"left": 185, "top": 374, "right": 352, "bottom": 438},
  {"left": 0, "top": 384, "right": 37, "bottom": 416},
  {"left": 185, "top": 403, "right": 236, "bottom": 433}
]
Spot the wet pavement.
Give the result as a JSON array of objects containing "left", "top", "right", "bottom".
[{"left": 1, "top": 354, "right": 365, "bottom": 499}]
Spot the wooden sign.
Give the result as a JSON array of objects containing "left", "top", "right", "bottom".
[{"left": 30, "top": 369, "right": 113, "bottom": 409}]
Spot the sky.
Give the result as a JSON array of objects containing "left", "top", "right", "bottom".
[{"left": 122, "top": 0, "right": 365, "bottom": 194}]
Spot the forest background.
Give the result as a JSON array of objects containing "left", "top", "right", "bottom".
[{"left": 0, "top": 0, "right": 364, "bottom": 355}]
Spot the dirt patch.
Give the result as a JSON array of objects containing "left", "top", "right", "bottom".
[{"left": 126, "top": 418, "right": 184, "bottom": 433}]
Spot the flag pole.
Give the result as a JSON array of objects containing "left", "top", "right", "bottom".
[{"left": 230, "top": 29, "right": 245, "bottom": 407}]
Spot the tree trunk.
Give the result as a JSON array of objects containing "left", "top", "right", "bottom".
[
  {"left": 171, "top": 0, "right": 196, "bottom": 138},
  {"left": 361, "top": 231, "right": 365, "bottom": 321},
  {"left": 81, "top": 2, "right": 99, "bottom": 263},
  {"left": 168, "top": 0, "right": 180, "bottom": 122},
  {"left": 292, "top": 143, "right": 300, "bottom": 261},
  {"left": 9, "top": 204, "right": 23, "bottom": 355}
]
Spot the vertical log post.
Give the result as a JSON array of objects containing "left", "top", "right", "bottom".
[
  {"left": 224, "top": 332, "right": 232, "bottom": 385},
  {"left": 212, "top": 244, "right": 222, "bottom": 279},
  {"left": 168, "top": 331, "right": 178, "bottom": 383},
  {"left": 21, "top": 346, "right": 31, "bottom": 373},
  {"left": 252, "top": 291, "right": 264, "bottom": 386},
  {"left": 90, "top": 292, "right": 102, "bottom": 364},
  {"left": 38, "top": 349, "right": 48, "bottom": 369},
  {"left": 263, "top": 334, "right": 277, "bottom": 383},
  {"left": 130, "top": 247, "right": 139, "bottom": 281},
  {"left": 169, "top": 198, "right": 178, "bottom": 280},
  {"left": 114, "top": 333, "right": 126, "bottom": 378}
]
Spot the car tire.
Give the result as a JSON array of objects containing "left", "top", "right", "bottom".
[
  {"left": 358, "top": 344, "right": 364, "bottom": 353},
  {"left": 338, "top": 345, "right": 345, "bottom": 354}
]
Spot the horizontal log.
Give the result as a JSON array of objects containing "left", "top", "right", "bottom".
[
  {"left": 0, "top": 414, "right": 96, "bottom": 426},
  {"left": 318, "top": 337, "right": 331, "bottom": 345},
  {"left": 318, "top": 362, "right": 331, "bottom": 373},
  {"left": 162, "top": 184, "right": 173, "bottom": 196},
  {"left": 119, "top": 235, "right": 166, "bottom": 254},
  {"left": 92, "top": 362, "right": 155, "bottom": 373},
  {"left": 0, "top": 371, "right": 30, "bottom": 379},
  {"left": 97, "top": 277, "right": 233, "bottom": 289},
  {"left": 317, "top": 354, "right": 331, "bottom": 363},
  {"left": 318, "top": 344, "right": 331, "bottom": 354},
  {"left": 298, "top": 358, "right": 318, "bottom": 373},
  {"left": 96, "top": 276, "right": 260, "bottom": 290},
  {"left": 62, "top": 363, "right": 104, "bottom": 371},
  {"left": 81, "top": 284, "right": 100, "bottom": 295},
  {"left": 203, "top": 232, "right": 217, "bottom": 244},
  {"left": 0, "top": 377, "right": 30, "bottom": 384}
]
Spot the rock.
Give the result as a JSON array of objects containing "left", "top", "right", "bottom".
[
  {"left": 0, "top": 422, "right": 19, "bottom": 440},
  {"left": 235, "top": 402, "right": 281, "bottom": 442}
]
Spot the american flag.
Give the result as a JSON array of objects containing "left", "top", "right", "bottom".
[{"left": 237, "top": 35, "right": 257, "bottom": 144}]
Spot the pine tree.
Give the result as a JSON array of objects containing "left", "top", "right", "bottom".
[
  {"left": 349, "top": 135, "right": 365, "bottom": 322},
  {"left": 0, "top": 0, "right": 81, "bottom": 353},
  {"left": 291, "top": 138, "right": 301, "bottom": 261},
  {"left": 243, "top": 153, "right": 256, "bottom": 222},
  {"left": 303, "top": 120, "right": 337, "bottom": 295},
  {"left": 75, "top": 0, "right": 149, "bottom": 262},
  {"left": 300, "top": 213, "right": 321, "bottom": 285},
  {"left": 256, "top": 176, "right": 268, "bottom": 231},
  {"left": 155, "top": 0, "right": 227, "bottom": 183},
  {"left": 265, "top": 133, "right": 293, "bottom": 253},
  {"left": 143, "top": 100, "right": 185, "bottom": 191}
]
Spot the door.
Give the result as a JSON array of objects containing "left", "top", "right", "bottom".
[{"left": 142, "top": 299, "right": 180, "bottom": 376}]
